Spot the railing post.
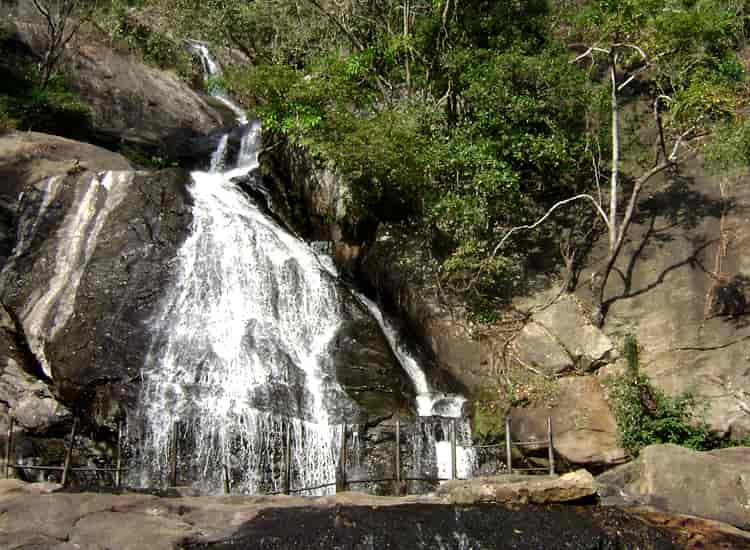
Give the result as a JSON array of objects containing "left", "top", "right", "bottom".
[
  {"left": 337, "top": 423, "right": 347, "bottom": 492},
  {"left": 394, "top": 419, "right": 401, "bottom": 494},
  {"left": 115, "top": 421, "right": 122, "bottom": 489},
  {"left": 5, "top": 416, "right": 14, "bottom": 479},
  {"left": 547, "top": 416, "right": 555, "bottom": 475},
  {"left": 170, "top": 421, "right": 178, "bottom": 487},
  {"left": 283, "top": 424, "right": 292, "bottom": 495},
  {"left": 505, "top": 414, "right": 512, "bottom": 475},
  {"left": 450, "top": 418, "right": 457, "bottom": 480},
  {"left": 61, "top": 417, "right": 78, "bottom": 487},
  {"left": 223, "top": 458, "right": 230, "bottom": 494}
]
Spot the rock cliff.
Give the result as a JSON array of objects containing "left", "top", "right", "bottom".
[{"left": 0, "top": 129, "right": 415, "bottom": 485}]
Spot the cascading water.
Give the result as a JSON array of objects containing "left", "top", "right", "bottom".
[
  {"left": 132, "top": 43, "right": 474, "bottom": 494},
  {"left": 357, "top": 294, "right": 475, "bottom": 480},
  {"left": 132, "top": 47, "right": 344, "bottom": 495},
  {"left": 188, "top": 41, "right": 248, "bottom": 125}
]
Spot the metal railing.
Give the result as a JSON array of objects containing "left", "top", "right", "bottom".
[
  {"left": 3, "top": 414, "right": 556, "bottom": 493},
  {"left": 4, "top": 417, "right": 127, "bottom": 487}
]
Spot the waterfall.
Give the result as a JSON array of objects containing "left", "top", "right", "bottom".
[
  {"left": 188, "top": 41, "right": 248, "bottom": 125},
  {"left": 132, "top": 47, "right": 345, "bottom": 495},
  {"left": 356, "top": 294, "right": 475, "bottom": 480},
  {"left": 132, "top": 43, "right": 474, "bottom": 493},
  {"left": 209, "top": 133, "right": 229, "bottom": 172}
]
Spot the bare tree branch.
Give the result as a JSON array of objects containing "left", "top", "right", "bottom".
[
  {"left": 452, "top": 193, "right": 610, "bottom": 293},
  {"left": 30, "top": 0, "right": 96, "bottom": 88}
]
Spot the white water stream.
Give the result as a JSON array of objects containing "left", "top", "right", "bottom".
[
  {"left": 356, "top": 294, "right": 475, "bottom": 480},
  {"left": 133, "top": 44, "right": 473, "bottom": 492}
]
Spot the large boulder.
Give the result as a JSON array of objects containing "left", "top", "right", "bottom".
[
  {"left": 0, "top": 131, "right": 132, "bottom": 271},
  {"left": 597, "top": 443, "right": 750, "bottom": 530},
  {"left": 510, "top": 377, "right": 626, "bottom": 469},
  {"left": 583, "top": 164, "right": 750, "bottom": 440},
  {"left": 437, "top": 469, "right": 597, "bottom": 505},
  {"left": 0, "top": 304, "right": 69, "bottom": 435},
  {"left": 0, "top": 132, "right": 194, "bottom": 427},
  {"left": 514, "top": 293, "right": 617, "bottom": 373},
  {"left": 7, "top": 18, "right": 224, "bottom": 162}
]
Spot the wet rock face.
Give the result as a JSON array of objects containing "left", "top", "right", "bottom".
[
  {"left": 184, "top": 503, "right": 679, "bottom": 550},
  {"left": 361, "top": 225, "right": 491, "bottom": 394},
  {"left": 333, "top": 293, "right": 415, "bottom": 420},
  {"left": 1, "top": 165, "right": 194, "bottom": 426},
  {"left": 0, "top": 132, "right": 416, "bottom": 486}
]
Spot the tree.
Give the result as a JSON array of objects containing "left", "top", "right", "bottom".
[
  {"left": 479, "top": 0, "right": 746, "bottom": 324},
  {"left": 30, "top": 0, "right": 96, "bottom": 89}
]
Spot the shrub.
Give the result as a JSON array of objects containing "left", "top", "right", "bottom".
[
  {"left": 607, "top": 335, "right": 715, "bottom": 456},
  {"left": 0, "top": 49, "right": 92, "bottom": 139}
]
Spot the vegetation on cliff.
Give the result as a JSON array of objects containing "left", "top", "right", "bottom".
[
  {"left": 3, "top": 1, "right": 748, "bottom": 314},
  {"left": 124, "top": 0, "right": 749, "bottom": 318},
  {"left": 0, "top": 19, "right": 91, "bottom": 137},
  {"left": 607, "top": 335, "right": 750, "bottom": 455}
]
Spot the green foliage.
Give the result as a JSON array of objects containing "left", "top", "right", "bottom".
[
  {"left": 573, "top": 0, "right": 748, "bottom": 133},
  {"left": 120, "top": 0, "right": 750, "bottom": 314},
  {"left": 608, "top": 335, "right": 716, "bottom": 456},
  {"left": 472, "top": 387, "right": 509, "bottom": 444},
  {"left": 204, "top": 74, "right": 227, "bottom": 95},
  {"left": 100, "top": 1, "right": 197, "bottom": 79},
  {"left": 223, "top": 5, "right": 594, "bottom": 307},
  {"left": 706, "top": 118, "right": 750, "bottom": 171},
  {"left": 0, "top": 48, "right": 91, "bottom": 137}
]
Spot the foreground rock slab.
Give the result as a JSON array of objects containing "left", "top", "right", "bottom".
[
  {"left": 3, "top": 478, "right": 749, "bottom": 549},
  {"left": 436, "top": 469, "right": 597, "bottom": 504},
  {"left": 0, "top": 479, "right": 678, "bottom": 550},
  {"left": 597, "top": 444, "right": 750, "bottom": 530}
]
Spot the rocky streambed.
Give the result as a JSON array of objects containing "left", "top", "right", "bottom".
[{"left": 3, "top": 474, "right": 750, "bottom": 549}]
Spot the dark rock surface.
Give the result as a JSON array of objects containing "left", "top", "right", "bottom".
[
  {"left": 0, "top": 130, "right": 132, "bottom": 271},
  {"left": 0, "top": 167, "right": 194, "bottom": 428},
  {"left": 259, "top": 137, "right": 372, "bottom": 274},
  {"left": 0, "top": 130, "right": 194, "bottom": 435},
  {"left": 186, "top": 503, "right": 679, "bottom": 550},
  {"left": 334, "top": 292, "right": 415, "bottom": 420},
  {"left": 362, "top": 225, "right": 491, "bottom": 394},
  {"left": 5, "top": 478, "right": 750, "bottom": 550}
]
